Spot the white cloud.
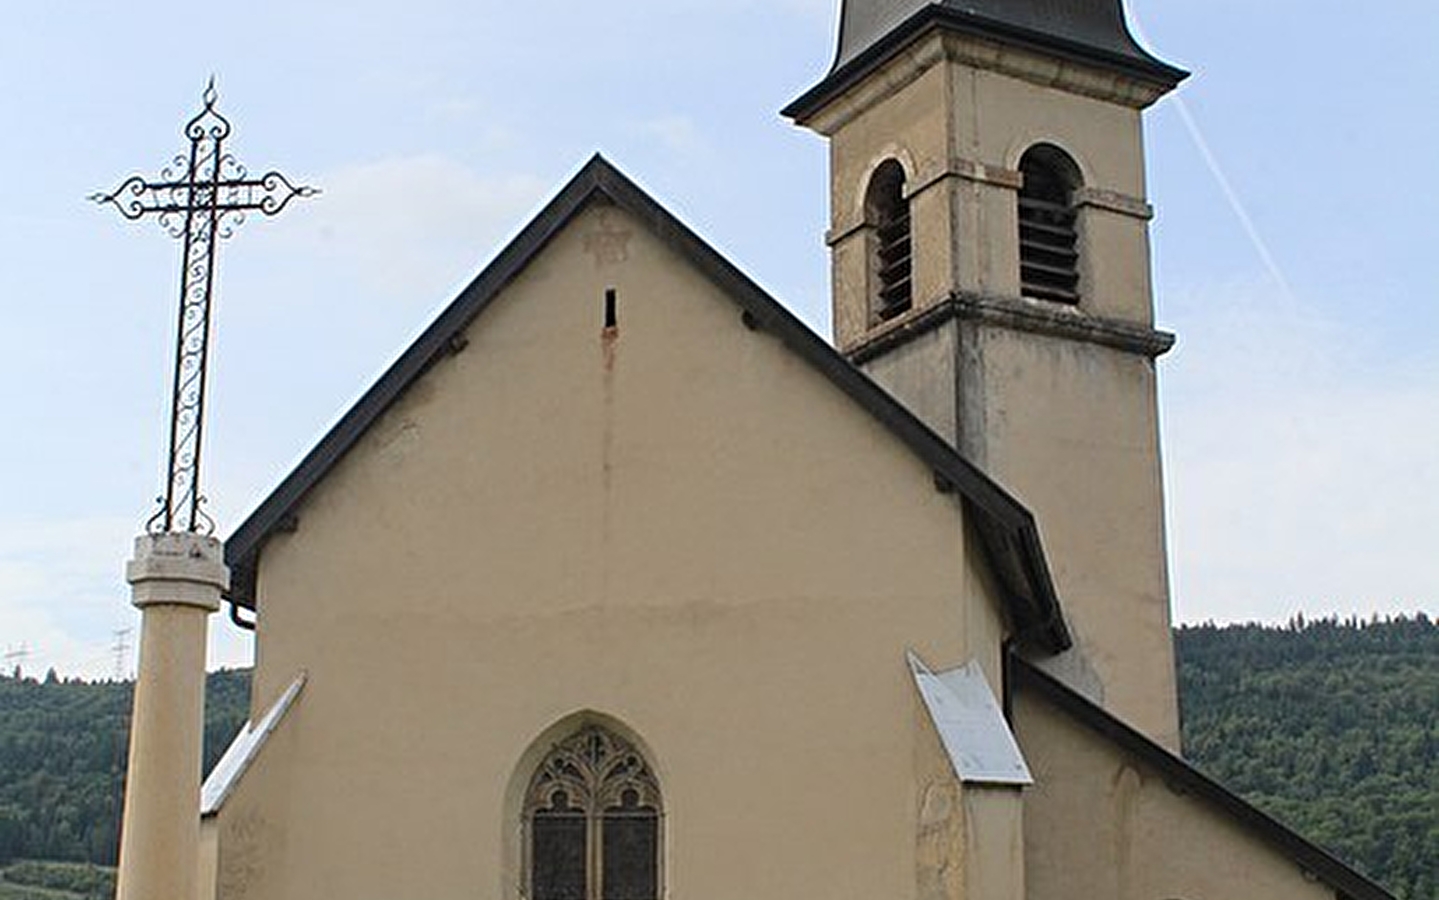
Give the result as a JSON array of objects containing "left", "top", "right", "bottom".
[
  {"left": 269, "top": 153, "right": 549, "bottom": 305},
  {"left": 425, "top": 97, "right": 483, "bottom": 121},
  {"left": 0, "top": 517, "right": 136, "bottom": 679},
  {"left": 0, "top": 517, "right": 255, "bottom": 680},
  {"left": 637, "top": 116, "right": 712, "bottom": 161},
  {"left": 1163, "top": 280, "right": 1439, "bottom": 624}
]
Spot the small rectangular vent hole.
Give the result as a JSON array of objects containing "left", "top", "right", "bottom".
[{"left": 604, "top": 289, "right": 618, "bottom": 329}]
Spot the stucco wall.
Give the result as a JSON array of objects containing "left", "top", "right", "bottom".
[
  {"left": 971, "top": 323, "right": 1177, "bottom": 746},
  {"left": 216, "top": 203, "right": 1011, "bottom": 900},
  {"left": 1014, "top": 681, "right": 1338, "bottom": 900}
]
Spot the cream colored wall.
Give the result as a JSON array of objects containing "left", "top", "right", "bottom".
[
  {"left": 212, "top": 704, "right": 301, "bottom": 900},
  {"left": 217, "top": 203, "right": 1014, "bottom": 900},
  {"left": 1013, "top": 685, "right": 1338, "bottom": 900},
  {"left": 971, "top": 326, "right": 1178, "bottom": 748},
  {"left": 198, "top": 816, "right": 218, "bottom": 900}
]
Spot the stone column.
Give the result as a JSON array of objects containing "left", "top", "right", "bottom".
[{"left": 116, "top": 532, "right": 228, "bottom": 900}]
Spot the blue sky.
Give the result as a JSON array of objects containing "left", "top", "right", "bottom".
[{"left": 2, "top": 1, "right": 1436, "bottom": 677}]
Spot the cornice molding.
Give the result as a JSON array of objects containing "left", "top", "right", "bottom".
[
  {"left": 792, "top": 26, "right": 1177, "bottom": 133},
  {"left": 1075, "top": 186, "right": 1154, "bottom": 220},
  {"left": 845, "top": 292, "right": 1175, "bottom": 363}
]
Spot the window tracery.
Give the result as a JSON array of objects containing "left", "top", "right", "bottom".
[{"left": 524, "top": 725, "right": 662, "bottom": 900}]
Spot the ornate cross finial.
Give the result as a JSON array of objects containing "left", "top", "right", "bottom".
[{"left": 93, "top": 79, "right": 316, "bottom": 535}]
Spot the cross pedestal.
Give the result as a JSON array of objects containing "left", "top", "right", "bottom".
[{"left": 117, "top": 533, "right": 228, "bottom": 900}]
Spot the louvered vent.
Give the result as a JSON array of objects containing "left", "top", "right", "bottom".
[
  {"left": 1019, "top": 146, "right": 1081, "bottom": 304},
  {"left": 868, "top": 161, "right": 912, "bottom": 321}
]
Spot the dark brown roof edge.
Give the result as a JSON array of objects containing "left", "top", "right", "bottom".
[
  {"left": 1011, "top": 656, "right": 1397, "bottom": 900},
  {"left": 783, "top": 5, "right": 1187, "bottom": 123},
  {"left": 222, "top": 154, "right": 1070, "bottom": 653}
]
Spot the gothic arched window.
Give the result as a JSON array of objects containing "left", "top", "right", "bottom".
[
  {"left": 524, "top": 725, "right": 663, "bottom": 900},
  {"left": 866, "top": 159, "right": 913, "bottom": 321},
  {"left": 1018, "top": 144, "right": 1083, "bottom": 304}
]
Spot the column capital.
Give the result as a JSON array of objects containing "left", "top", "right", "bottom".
[{"left": 126, "top": 533, "right": 229, "bottom": 612}]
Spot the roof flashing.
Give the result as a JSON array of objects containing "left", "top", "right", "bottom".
[
  {"left": 910, "top": 651, "right": 1033, "bottom": 786},
  {"left": 201, "top": 673, "right": 307, "bottom": 817}
]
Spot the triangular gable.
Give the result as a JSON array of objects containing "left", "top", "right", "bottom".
[
  {"left": 223, "top": 155, "right": 1070, "bottom": 654},
  {"left": 1011, "top": 657, "right": 1397, "bottom": 900}
]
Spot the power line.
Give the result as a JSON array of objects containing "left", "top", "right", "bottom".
[
  {"left": 4, "top": 642, "right": 32, "bottom": 678},
  {"left": 112, "top": 629, "right": 133, "bottom": 682}
]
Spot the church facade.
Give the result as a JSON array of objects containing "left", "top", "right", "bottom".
[{"left": 113, "top": 3, "right": 1396, "bottom": 900}]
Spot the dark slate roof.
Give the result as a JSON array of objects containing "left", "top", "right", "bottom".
[
  {"left": 1011, "top": 657, "right": 1399, "bottom": 900},
  {"left": 784, "top": 0, "right": 1186, "bottom": 121},
  {"left": 836, "top": 0, "right": 1175, "bottom": 73},
  {"left": 223, "top": 155, "right": 1070, "bottom": 654}
]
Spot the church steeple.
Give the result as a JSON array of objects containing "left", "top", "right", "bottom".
[{"left": 786, "top": 0, "right": 1188, "bottom": 748}]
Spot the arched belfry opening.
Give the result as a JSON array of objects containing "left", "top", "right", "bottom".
[
  {"left": 1018, "top": 145, "right": 1083, "bottom": 304},
  {"left": 866, "top": 160, "right": 912, "bottom": 321}
]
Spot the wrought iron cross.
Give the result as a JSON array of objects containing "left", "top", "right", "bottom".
[{"left": 93, "top": 80, "right": 315, "bottom": 535}]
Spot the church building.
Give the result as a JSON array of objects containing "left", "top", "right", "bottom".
[{"left": 113, "top": 2, "right": 1398, "bottom": 899}]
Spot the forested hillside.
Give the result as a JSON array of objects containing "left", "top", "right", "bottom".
[
  {"left": 0, "top": 620, "right": 1433, "bottom": 898},
  {"left": 1176, "top": 615, "right": 1438, "bottom": 900},
  {"left": 0, "top": 669, "right": 249, "bottom": 867}
]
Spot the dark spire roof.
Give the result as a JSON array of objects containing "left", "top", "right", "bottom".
[
  {"left": 785, "top": 0, "right": 1186, "bottom": 120},
  {"left": 838, "top": 0, "right": 1173, "bottom": 72}
]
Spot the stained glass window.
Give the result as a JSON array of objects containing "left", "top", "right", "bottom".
[{"left": 525, "top": 726, "right": 662, "bottom": 900}]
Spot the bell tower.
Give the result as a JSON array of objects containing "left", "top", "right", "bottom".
[{"left": 785, "top": 1, "right": 1188, "bottom": 747}]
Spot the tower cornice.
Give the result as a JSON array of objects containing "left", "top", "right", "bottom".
[
  {"left": 843, "top": 292, "right": 1176, "bottom": 365},
  {"left": 784, "top": 5, "right": 1186, "bottom": 126}
]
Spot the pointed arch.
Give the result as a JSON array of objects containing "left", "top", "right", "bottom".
[{"left": 513, "top": 716, "right": 664, "bottom": 900}]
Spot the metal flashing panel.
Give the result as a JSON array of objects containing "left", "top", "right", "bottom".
[
  {"left": 201, "top": 673, "right": 307, "bottom": 816},
  {"left": 908, "top": 651, "right": 1032, "bottom": 785}
]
